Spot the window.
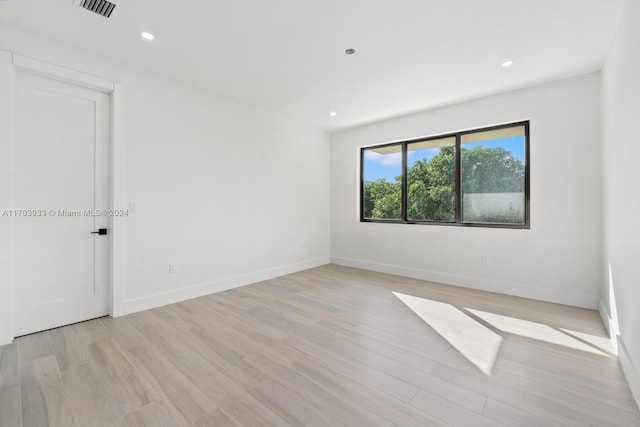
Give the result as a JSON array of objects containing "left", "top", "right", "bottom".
[
  {"left": 361, "top": 121, "right": 529, "bottom": 229},
  {"left": 407, "top": 137, "right": 456, "bottom": 222},
  {"left": 362, "top": 144, "right": 402, "bottom": 220}
]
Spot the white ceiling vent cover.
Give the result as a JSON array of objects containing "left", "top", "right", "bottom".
[{"left": 78, "top": 0, "right": 117, "bottom": 18}]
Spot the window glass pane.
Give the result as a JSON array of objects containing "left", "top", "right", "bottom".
[
  {"left": 461, "top": 126, "right": 526, "bottom": 224},
  {"left": 407, "top": 137, "right": 456, "bottom": 222},
  {"left": 362, "top": 144, "right": 402, "bottom": 220}
]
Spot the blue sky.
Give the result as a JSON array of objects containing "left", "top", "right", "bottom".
[{"left": 364, "top": 136, "right": 525, "bottom": 182}]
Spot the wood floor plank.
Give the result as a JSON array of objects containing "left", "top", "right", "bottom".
[
  {"left": 175, "top": 331, "right": 264, "bottom": 391},
  {"left": 189, "top": 409, "right": 238, "bottom": 427},
  {"left": 0, "top": 343, "right": 20, "bottom": 392},
  {"left": 303, "top": 329, "right": 442, "bottom": 391},
  {"left": 149, "top": 331, "right": 275, "bottom": 417},
  {"left": 318, "top": 317, "right": 486, "bottom": 378},
  {"left": 16, "top": 333, "right": 53, "bottom": 365},
  {"left": 496, "top": 357, "right": 639, "bottom": 412},
  {"left": 98, "top": 316, "right": 151, "bottom": 351},
  {"left": 482, "top": 398, "right": 563, "bottom": 427},
  {"left": 292, "top": 354, "right": 449, "bottom": 427},
  {"left": 243, "top": 352, "right": 393, "bottom": 427},
  {"left": 217, "top": 399, "right": 282, "bottom": 427},
  {"left": 310, "top": 320, "right": 444, "bottom": 374},
  {"left": 494, "top": 368, "right": 640, "bottom": 426},
  {"left": 186, "top": 326, "right": 270, "bottom": 385},
  {"left": 410, "top": 389, "right": 501, "bottom": 427},
  {"left": 62, "top": 363, "right": 133, "bottom": 427},
  {"left": 248, "top": 378, "right": 342, "bottom": 427},
  {"left": 124, "top": 343, "right": 216, "bottom": 425},
  {"left": 20, "top": 355, "right": 79, "bottom": 427},
  {"left": 498, "top": 336, "right": 626, "bottom": 382},
  {"left": 110, "top": 401, "right": 181, "bottom": 427},
  {"left": 88, "top": 340, "right": 156, "bottom": 408},
  {"left": 0, "top": 386, "right": 22, "bottom": 427},
  {"left": 431, "top": 363, "right": 594, "bottom": 427},
  {"left": 47, "top": 327, "right": 93, "bottom": 372},
  {"left": 65, "top": 318, "right": 111, "bottom": 345},
  {"left": 287, "top": 336, "right": 419, "bottom": 403},
  {"left": 59, "top": 339, "right": 159, "bottom": 427},
  {"left": 1, "top": 264, "right": 638, "bottom": 426}
]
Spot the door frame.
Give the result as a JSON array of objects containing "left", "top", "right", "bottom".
[{"left": 0, "top": 53, "right": 125, "bottom": 344}]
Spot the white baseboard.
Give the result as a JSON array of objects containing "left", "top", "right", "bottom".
[
  {"left": 618, "top": 335, "right": 640, "bottom": 411},
  {"left": 599, "top": 299, "right": 612, "bottom": 336},
  {"left": 600, "top": 298, "right": 640, "bottom": 410},
  {"left": 599, "top": 298, "right": 618, "bottom": 353},
  {"left": 330, "top": 256, "right": 598, "bottom": 309},
  {"left": 122, "top": 257, "right": 330, "bottom": 315}
]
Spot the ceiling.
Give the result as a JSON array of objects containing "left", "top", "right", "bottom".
[{"left": 0, "top": 0, "right": 625, "bottom": 132}]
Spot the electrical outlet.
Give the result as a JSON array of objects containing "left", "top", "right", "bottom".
[
  {"left": 169, "top": 263, "right": 177, "bottom": 274},
  {"left": 480, "top": 256, "right": 489, "bottom": 266}
]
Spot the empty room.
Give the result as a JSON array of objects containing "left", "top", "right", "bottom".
[{"left": 0, "top": 0, "right": 639, "bottom": 426}]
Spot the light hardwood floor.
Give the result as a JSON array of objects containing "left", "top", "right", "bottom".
[{"left": 1, "top": 264, "right": 639, "bottom": 426}]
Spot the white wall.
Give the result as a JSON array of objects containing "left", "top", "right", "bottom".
[
  {"left": 0, "top": 25, "right": 330, "bottom": 345},
  {"left": 601, "top": 0, "right": 640, "bottom": 408},
  {"left": 331, "top": 73, "right": 602, "bottom": 309}
]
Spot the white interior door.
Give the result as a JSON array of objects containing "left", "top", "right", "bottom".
[{"left": 13, "top": 71, "right": 110, "bottom": 336}]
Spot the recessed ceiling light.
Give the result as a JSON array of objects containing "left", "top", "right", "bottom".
[
  {"left": 329, "top": 112, "right": 337, "bottom": 117},
  {"left": 502, "top": 60, "right": 514, "bottom": 67},
  {"left": 345, "top": 48, "right": 356, "bottom": 55},
  {"left": 141, "top": 32, "right": 155, "bottom": 41}
]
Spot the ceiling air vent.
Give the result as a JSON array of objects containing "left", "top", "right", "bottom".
[{"left": 79, "top": 0, "right": 117, "bottom": 18}]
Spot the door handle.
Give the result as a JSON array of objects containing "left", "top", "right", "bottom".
[{"left": 91, "top": 228, "right": 108, "bottom": 235}]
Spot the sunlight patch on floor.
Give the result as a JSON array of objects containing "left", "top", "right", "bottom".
[
  {"left": 393, "top": 292, "right": 502, "bottom": 376},
  {"left": 558, "top": 328, "right": 614, "bottom": 355},
  {"left": 466, "top": 308, "right": 611, "bottom": 357}
]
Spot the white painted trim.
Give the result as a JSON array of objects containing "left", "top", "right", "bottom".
[
  {"left": 109, "top": 83, "right": 125, "bottom": 317},
  {"left": 331, "top": 256, "right": 598, "bottom": 309},
  {"left": 618, "top": 335, "right": 640, "bottom": 411},
  {"left": 122, "top": 257, "right": 330, "bottom": 315},
  {"left": 0, "top": 50, "right": 15, "bottom": 346},
  {"left": 6, "top": 52, "right": 126, "bottom": 335},
  {"left": 602, "top": 299, "right": 640, "bottom": 410},
  {"left": 599, "top": 298, "right": 618, "bottom": 354},
  {"left": 599, "top": 299, "right": 612, "bottom": 335},
  {"left": 12, "top": 54, "right": 114, "bottom": 92}
]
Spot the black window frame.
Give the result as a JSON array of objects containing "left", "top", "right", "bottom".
[{"left": 360, "top": 121, "right": 530, "bottom": 229}]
